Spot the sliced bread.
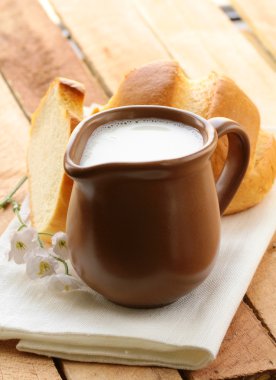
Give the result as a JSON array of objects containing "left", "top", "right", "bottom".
[{"left": 27, "top": 78, "right": 84, "bottom": 234}]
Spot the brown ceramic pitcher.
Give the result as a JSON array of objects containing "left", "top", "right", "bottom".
[{"left": 64, "top": 106, "right": 250, "bottom": 308}]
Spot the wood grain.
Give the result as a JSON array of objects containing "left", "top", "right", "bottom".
[
  {"left": 50, "top": 0, "right": 170, "bottom": 94},
  {"left": 135, "top": 0, "right": 276, "bottom": 127},
  {"left": 0, "top": 74, "right": 29, "bottom": 233},
  {"left": 231, "top": 0, "right": 276, "bottom": 60},
  {"left": 0, "top": 340, "right": 61, "bottom": 380},
  {"left": 188, "top": 302, "right": 276, "bottom": 380},
  {"left": 247, "top": 233, "right": 276, "bottom": 340},
  {"left": 0, "top": 0, "right": 107, "bottom": 116},
  {"left": 61, "top": 362, "right": 182, "bottom": 380},
  {"left": 241, "top": 30, "right": 276, "bottom": 72}
]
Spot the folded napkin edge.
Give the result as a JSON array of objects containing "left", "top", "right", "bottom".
[
  {"left": 17, "top": 339, "right": 214, "bottom": 370},
  {"left": 0, "top": 328, "right": 213, "bottom": 353}
]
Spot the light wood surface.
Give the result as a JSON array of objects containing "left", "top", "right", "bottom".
[
  {"left": 51, "top": 0, "right": 170, "bottom": 94},
  {"left": 241, "top": 29, "right": 276, "bottom": 72},
  {"left": 61, "top": 362, "right": 182, "bottom": 380},
  {"left": 247, "top": 233, "right": 276, "bottom": 340},
  {"left": 51, "top": 0, "right": 276, "bottom": 125},
  {"left": 0, "top": 0, "right": 106, "bottom": 115},
  {"left": 0, "top": 341, "right": 61, "bottom": 380},
  {"left": 44, "top": 0, "right": 276, "bottom": 128},
  {"left": 0, "top": 74, "right": 28, "bottom": 232},
  {"left": 0, "top": 0, "right": 275, "bottom": 379},
  {"left": 231, "top": 0, "right": 276, "bottom": 60},
  {"left": 134, "top": 0, "right": 276, "bottom": 127},
  {"left": 190, "top": 303, "right": 276, "bottom": 380}
]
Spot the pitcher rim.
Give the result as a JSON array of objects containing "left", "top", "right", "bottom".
[{"left": 64, "top": 105, "right": 217, "bottom": 178}]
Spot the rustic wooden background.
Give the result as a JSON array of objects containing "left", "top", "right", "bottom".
[{"left": 0, "top": 0, "right": 275, "bottom": 379}]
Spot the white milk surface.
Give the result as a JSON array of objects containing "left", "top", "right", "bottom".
[{"left": 80, "top": 118, "right": 203, "bottom": 166}]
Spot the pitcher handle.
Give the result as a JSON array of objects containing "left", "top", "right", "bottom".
[{"left": 208, "top": 117, "right": 250, "bottom": 215}]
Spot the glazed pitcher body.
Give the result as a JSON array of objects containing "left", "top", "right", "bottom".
[{"left": 64, "top": 106, "right": 250, "bottom": 307}]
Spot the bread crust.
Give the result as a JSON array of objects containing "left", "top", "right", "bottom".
[
  {"left": 106, "top": 61, "right": 179, "bottom": 108},
  {"left": 225, "top": 131, "right": 276, "bottom": 214}
]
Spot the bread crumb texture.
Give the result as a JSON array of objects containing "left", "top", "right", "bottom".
[{"left": 28, "top": 78, "right": 84, "bottom": 233}]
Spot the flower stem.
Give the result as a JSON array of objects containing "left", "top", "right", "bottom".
[
  {"left": 37, "top": 232, "right": 53, "bottom": 248},
  {"left": 52, "top": 255, "right": 69, "bottom": 275},
  {"left": 38, "top": 232, "right": 54, "bottom": 237},
  {"left": 0, "top": 176, "right": 28, "bottom": 209},
  {"left": 37, "top": 234, "right": 44, "bottom": 248},
  {"left": 12, "top": 200, "right": 27, "bottom": 229},
  {"left": 17, "top": 224, "right": 26, "bottom": 231}
]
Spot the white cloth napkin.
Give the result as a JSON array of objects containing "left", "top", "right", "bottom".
[{"left": 0, "top": 185, "right": 275, "bottom": 370}]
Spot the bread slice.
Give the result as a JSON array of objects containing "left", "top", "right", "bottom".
[
  {"left": 28, "top": 78, "right": 84, "bottom": 234},
  {"left": 104, "top": 60, "right": 276, "bottom": 214}
]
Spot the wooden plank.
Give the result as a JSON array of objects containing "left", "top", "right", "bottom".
[
  {"left": 0, "top": 74, "right": 29, "bottom": 233},
  {"left": 0, "top": 340, "right": 61, "bottom": 380},
  {"left": 50, "top": 0, "right": 170, "bottom": 94},
  {"left": 0, "top": 0, "right": 107, "bottom": 116},
  {"left": 241, "top": 30, "right": 276, "bottom": 72},
  {"left": 187, "top": 303, "right": 276, "bottom": 380},
  {"left": 213, "top": 0, "right": 230, "bottom": 6},
  {"left": 134, "top": 0, "right": 276, "bottom": 127},
  {"left": 61, "top": 362, "right": 182, "bottom": 380},
  {"left": 247, "top": 233, "right": 276, "bottom": 340},
  {"left": 231, "top": 0, "right": 276, "bottom": 60},
  {"left": 0, "top": 73, "right": 62, "bottom": 380}
]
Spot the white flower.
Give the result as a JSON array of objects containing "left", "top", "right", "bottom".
[
  {"left": 47, "top": 273, "right": 84, "bottom": 292},
  {"left": 26, "top": 248, "right": 59, "bottom": 279},
  {"left": 8, "top": 227, "right": 39, "bottom": 264},
  {"left": 52, "top": 232, "right": 69, "bottom": 260}
]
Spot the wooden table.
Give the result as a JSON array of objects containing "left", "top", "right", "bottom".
[{"left": 0, "top": 0, "right": 275, "bottom": 379}]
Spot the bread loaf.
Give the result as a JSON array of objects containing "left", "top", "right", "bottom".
[
  {"left": 226, "top": 130, "right": 276, "bottom": 214},
  {"left": 28, "top": 78, "right": 84, "bottom": 234},
  {"left": 103, "top": 61, "right": 275, "bottom": 214}
]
